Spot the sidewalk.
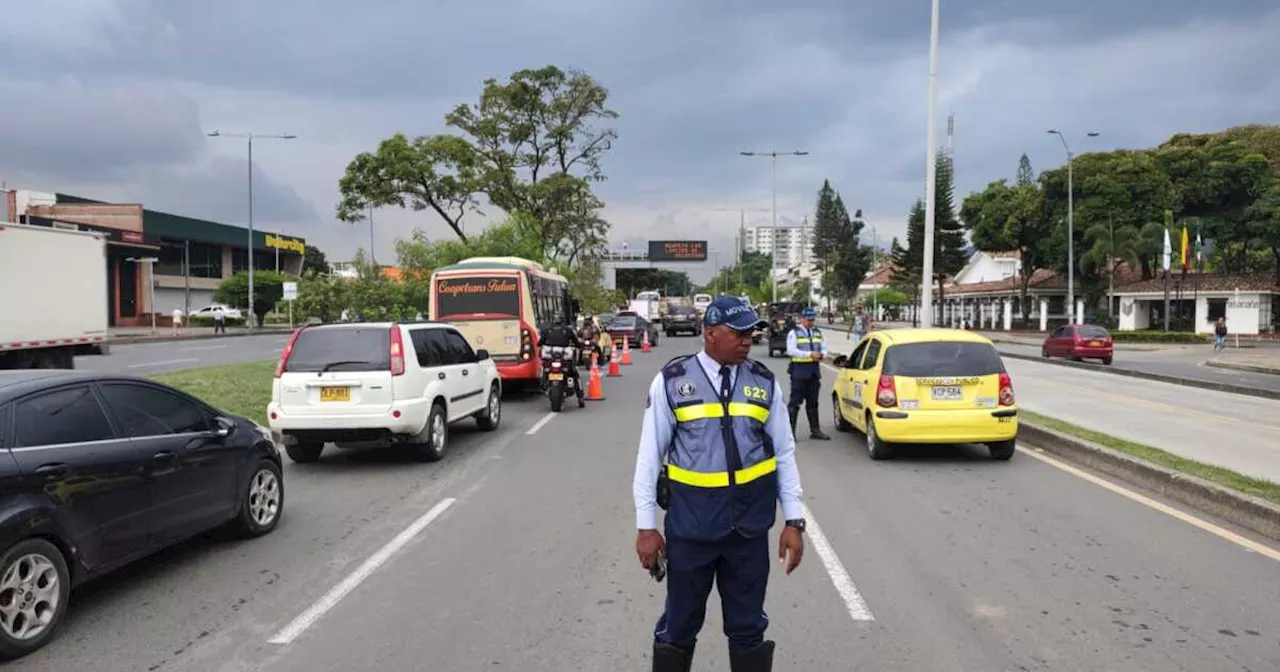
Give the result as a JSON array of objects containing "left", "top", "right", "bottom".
[
  {"left": 817, "top": 327, "right": 1280, "bottom": 485},
  {"left": 110, "top": 325, "right": 294, "bottom": 344},
  {"left": 1209, "top": 350, "right": 1280, "bottom": 375}
]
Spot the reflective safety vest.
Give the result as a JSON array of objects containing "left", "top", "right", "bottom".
[
  {"left": 661, "top": 355, "right": 778, "bottom": 542},
  {"left": 790, "top": 327, "right": 823, "bottom": 371}
]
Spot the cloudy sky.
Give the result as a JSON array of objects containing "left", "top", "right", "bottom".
[{"left": 3, "top": 0, "right": 1278, "bottom": 282}]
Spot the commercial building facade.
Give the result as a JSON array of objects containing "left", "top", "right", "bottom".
[{"left": 4, "top": 189, "right": 305, "bottom": 327}]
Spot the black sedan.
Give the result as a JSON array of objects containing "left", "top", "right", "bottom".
[
  {"left": 607, "top": 315, "right": 660, "bottom": 348},
  {"left": 0, "top": 371, "right": 283, "bottom": 660},
  {"left": 662, "top": 306, "right": 702, "bottom": 337}
]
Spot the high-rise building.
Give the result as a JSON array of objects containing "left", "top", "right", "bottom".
[{"left": 743, "top": 223, "right": 810, "bottom": 269}]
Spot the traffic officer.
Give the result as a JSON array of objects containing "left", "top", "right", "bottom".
[
  {"left": 633, "top": 296, "right": 805, "bottom": 672},
  {"left": 785, "top": 307, "right": 831, "bottom": 440}
]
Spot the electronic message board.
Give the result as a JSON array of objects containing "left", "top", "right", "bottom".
[{"left": 648, "top": 240, "right": 708, "bottom": 262}]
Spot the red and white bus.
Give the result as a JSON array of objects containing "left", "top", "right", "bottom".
[{"left": 429, "top": 257, "right": 572, "bottom": 384}]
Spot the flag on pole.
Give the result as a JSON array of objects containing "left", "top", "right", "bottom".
[
  {"left": 1162, "top": 228, "right": 1171, "bottom": 273},
  {"left": 1195, "top": 231, "right": 1203, "bottom": 263},
  {"left": 1180, "top": 226, "right": 1190, "bottom": 270}
]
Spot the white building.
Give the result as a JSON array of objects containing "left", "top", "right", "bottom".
[
  {"left": 775, "top": 262, "right": 823, "bottom": 305},
  {"left": 1114, "top": 273, "right": 1277, "bottom": 335},
  {"left": 744, "top": 224, "right": 810, "bottom": 269}
]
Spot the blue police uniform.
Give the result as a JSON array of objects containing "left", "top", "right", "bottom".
[
  {"left": 784, "top": 309, "right": 831, "bottom": 440},
  {"left": 634, "top": 297, "right": 804, "bottom": 672}
]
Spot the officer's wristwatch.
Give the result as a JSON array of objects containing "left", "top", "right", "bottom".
[{"left": 785, "top": 519, "right": 806, "bottom": 533}]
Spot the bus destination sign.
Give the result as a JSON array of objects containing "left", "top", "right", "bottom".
[{"left": 648, "top": 240, "right": 708, "bottom": 262}]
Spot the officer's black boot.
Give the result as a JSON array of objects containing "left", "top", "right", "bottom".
[
  {"left": 729, "top": 640, "right": 775, "bottom": 672},
  {"left": 807, "top": 405, "right": 831, "bottom": 440},
  {"left": 652, "top": 642, "right": 694, "bottom": 672},
  {"left": 788, "top": 408, "right": 799, "bottom": 437}
]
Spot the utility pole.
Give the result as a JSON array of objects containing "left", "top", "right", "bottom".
[
  {"left": 1049, "top": 129, "right": 1100, "bottom": 325},
  {"left": 920, "top": 0, "right": 941, "bottom": 327},
  {"left": 740, "top": 150, "right": 809, "bottom": 303}
]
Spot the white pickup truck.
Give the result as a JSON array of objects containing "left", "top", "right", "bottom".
[{"left": 0, "top": 223, "right": 111, "bottom": 369}]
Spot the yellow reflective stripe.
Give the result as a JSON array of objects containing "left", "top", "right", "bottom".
[
  {"left": 667, "top": 457, "right": 778, "bottom": 488},
  {"left": 792, "top": 357, "right": 817, "bottom": 363},
  {"left": 674, "top": 402, "right": 769, "bottom": 423},
  {"left": 795, "top": 337, "right": 821, "bottom": 344}
]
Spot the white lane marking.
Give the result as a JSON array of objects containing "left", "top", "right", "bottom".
[
  {"left": 178, "top": 344, "right": 228, "bottom": 352},
  {"left": 268, "top": 497, "right": 458, "bottom": 645},
  {"left": 525, "top": 411, "right": 557, "bottom": 435},
  {"left": 1019, "top": 447, "right": 1280, "bottom": 563},
  {"left": 126, "top": 358, "right": 199, "bottom": 369},
  {"left": 801, "top": 503, "right": 875, "bottom": 621}
]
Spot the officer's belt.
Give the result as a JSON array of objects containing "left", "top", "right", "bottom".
[
  {"left": 667, "top": 457, "right": 777, "bottom": 488},
  {"left": 673, "top": 402, "right": 769, "bottom": 423}
]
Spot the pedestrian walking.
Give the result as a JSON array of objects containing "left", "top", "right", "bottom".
[
  {"left": 213, "top": 306, "right": 226, "bottom": 335},
  {"left": 633, "top": 296, "right": 805, "bottom": 671},
  {"left": 847, "top": 304, "right": 868, "bottom": 344},
  {"left": 1214, "top": 317, "right": 1228, "bottom": 351},
  {"left": 171, "top": 308, "right": 184, "bottom": 335},
  {"left": 786, "top": 307, "right": 831, "bottom": 440}
]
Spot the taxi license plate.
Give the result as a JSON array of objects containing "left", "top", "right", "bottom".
[
  {"left": 320, "top": 387, "right": 350, "bottom": 402},
  {"left": 930, "top": 386, "right": 962, "bottom": 401},
  {"left": 1089, "top": 340, "right": 1102, "bottom": 347},
  {"left": 548, "top": 372, "right": 564, "bottom": 381}
]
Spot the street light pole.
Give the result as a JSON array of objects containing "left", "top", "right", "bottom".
[
  {"left": 207, "top": 130, "right": 297, "bottom": 328},
  {"left": 920, "top": 0, "right": 941, "bottom": 328},
  {"left": 1048, "top": 129, "right": 1100, "bottom": 325},
  {"left": 740, "top": 150, "right": 809, "bottom": 303}
]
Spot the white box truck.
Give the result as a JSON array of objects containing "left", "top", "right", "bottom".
[{"left": 0, "top": 222, "right": 111, "bottom": 369}]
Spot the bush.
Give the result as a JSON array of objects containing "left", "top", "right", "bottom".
[{"left": 1110, "top": 330, "right": 1209, "bottom": 343}]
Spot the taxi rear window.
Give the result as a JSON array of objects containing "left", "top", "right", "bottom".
[{"left": 882, "top": 341, "right": 1005, "bottom": 377}]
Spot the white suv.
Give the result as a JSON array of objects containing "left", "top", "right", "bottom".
[{"left": 267, "top": 322, "right": 502, "bottom": 463}]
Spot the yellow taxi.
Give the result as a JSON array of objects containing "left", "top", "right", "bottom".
[{"left": 830, "top": 328, "right": 1018, "bottom": 461}]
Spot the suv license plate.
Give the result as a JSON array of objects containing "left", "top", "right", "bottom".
[
  {"left": 320, "top": 387, "right": 350, "bottom": 402},
  {"left": 930, "top": 386, "right": 962, "bottom": 401}
]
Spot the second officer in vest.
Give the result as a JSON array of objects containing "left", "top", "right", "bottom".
[
  {"left": 633, "top": 296, "right": 805, "bottom": 672},
  {"left": 785, "top": 307, "right": 831, "bottom": 440}
]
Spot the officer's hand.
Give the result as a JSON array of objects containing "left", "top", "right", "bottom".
[
  {"left": 636, "top": 529, "right": 666, "bottom": 570},
  {"left": 779, "top": 527, "right": 804, "bottom": 575},
  {"left": 811, "top": 352, "right": 823, "bottom": 361}
]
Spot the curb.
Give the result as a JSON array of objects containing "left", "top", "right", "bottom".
[
  {"left": 1205, "top": 359, "right": 1280, "bottom": 376},
  {"left": 1019, "top": 422, "right": 1280, "bottom": 544},
  {"left": 996, "top": 350, "right": 1277, "bottom": 400},
  {"left": 111, "top": 328, "right": 294, "bottom": 345}
]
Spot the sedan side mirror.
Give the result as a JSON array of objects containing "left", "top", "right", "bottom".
[
  {"left": 214, "top": 416, "right": 236, "bottom": 438},
  {"left": 832, "top": 355, "right": 848, "bottom": 368},
  {"left": 475, "top": 349, "right": 490, "bottom": 361}
]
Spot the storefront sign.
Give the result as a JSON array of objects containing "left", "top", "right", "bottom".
[
  {"left": 1228, "top": 299, "right": 1260, "bottom": 309},
  {"left": 265, "top": 234, "right": 305, "bottom": 254},
  {"left": 121, "top": 231, "right": 144, "bottom": 243}
]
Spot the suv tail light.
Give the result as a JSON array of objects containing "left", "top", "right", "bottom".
[
  {"left": 998, "top": 372, "right": 1015, "bottom": 406},
  {"left": 389, "top": 326, "right": 406, "bottom": 376},
  {"left": 275, "top": 327, "right": 303, "bottom": 378},
  {"left": 876, "top": 375, "right": 897, "bottom": 408}
]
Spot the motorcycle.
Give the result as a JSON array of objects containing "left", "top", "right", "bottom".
[{"left": 541, "top": 345, "right": 584, "bottom": 412}]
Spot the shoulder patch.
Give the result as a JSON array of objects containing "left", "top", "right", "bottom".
[
  {"left": 746, "top": 359, "right": 775, "bottom": 380},
  {"left": 661, "top": 354, "right": 694, "bottom": 379}
]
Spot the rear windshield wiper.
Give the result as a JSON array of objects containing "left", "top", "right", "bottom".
[{"left": 317, "top": 360, "right": 377, "bottom": 373}]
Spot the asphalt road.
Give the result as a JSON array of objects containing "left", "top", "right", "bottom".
[
  {"left": 820, "top": 329, "right": 1280, "bottom": 484},
  {"left": 18, "top": 334, "right": 1280, "bottom": 671},
  {"left": 74, "top": 334, "right": 293, "bottom": 374}
]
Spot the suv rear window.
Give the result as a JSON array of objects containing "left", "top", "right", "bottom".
[
  {"left": 882, "top": 341, "right": 1006, "bottom": 377},
  {"left": 670, "top": 308, "right": 697, "bottom": 316},
  {"left": 286, "top": 327, "right": 390, "bottom": 373},
  {"left": 1077, "top": 326, "right": 1110, "bottom": 338},
  {"left": 611, "top": 317, "right": 638, "bottom": 329}
]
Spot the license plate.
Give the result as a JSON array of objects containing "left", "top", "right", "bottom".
[
  {"left": 930, "top": 386, "right": 962, "bottom": 401},
  {"left": 1089, "top": 340, "right": 1101, "bottom": 347},
  {"left": 548, "top": 373, "right": 564, "bottom": 381},
  {"left": 320, "top": 387, "right": 350, "bottom": 402}
]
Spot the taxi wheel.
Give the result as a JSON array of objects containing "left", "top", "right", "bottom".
[
  {"left": 988, "top": 440, "right": 1016, "bottom": 461},
  {"left": 865, "top": 416, "right": 895, "bottom": 460},
  {"left": 831, "top": 393, "right": 853, "bottom": 432}
]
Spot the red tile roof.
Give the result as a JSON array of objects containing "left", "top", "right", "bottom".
[
  {"left": 945, "top": 268, "right": 1064, "bottom": 296},
  {"left": 1114, "top": 272, "right": 1279, "bottom": 294}
]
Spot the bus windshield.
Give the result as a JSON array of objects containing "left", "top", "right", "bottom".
[{"left": 434, "top": 275, "right": 520, "bottom": 318}]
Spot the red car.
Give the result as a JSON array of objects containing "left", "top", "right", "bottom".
[{"left": 1041, "top": 324, "right": 1113, "bottom": 365}]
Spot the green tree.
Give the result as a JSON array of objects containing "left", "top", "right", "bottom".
[
  {"left": 566, "top": 256, "right": 616, "bottom": 315},
  {"left": 789, "top": 277, "right": 813, "bottom": 303},
  {"left": 932, "top": 152, "right": 969, "bottom": 320},
  {"left": 1016, "top": 153, "right": 1034, "bottom": 186},
  {"left": 214, "top": 270, "right": 288, "bottom": 327},
  {"left": 302, "top": 245, "right": 330, "bottom": 276},
  {"left": 295, "top": 273, "right": 348, "bottom": 323},
  {"left": 890, "top": 204, "right": 925, "bottom": 326},
  {"left": 811, "top": 180, "right": 842, "bottom": 266}
]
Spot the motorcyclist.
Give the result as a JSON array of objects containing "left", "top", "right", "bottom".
[{"left": 540, "top": 319, "right": 586, "bottom": 407}]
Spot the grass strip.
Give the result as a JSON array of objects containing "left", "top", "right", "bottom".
[
  {"left": 1020, "top": 409, "right": 1280, "bottom": 506},
  {"left": 150, "top": 360, "right": 276, "bottom": 426}
]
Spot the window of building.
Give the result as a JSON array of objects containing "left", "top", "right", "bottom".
[
  {"left": 1207, "top": 298, "right": 1227, "bottom": 321},
  {"left": 157, "top": 241, "right": 186, "bottom": 276}
]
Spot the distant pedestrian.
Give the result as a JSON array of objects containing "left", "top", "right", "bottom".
[
  {"left": 171, "top": 308, "right": 184, "bottom": 335},
  {"left": 847, "top": 305, "right": 868, "bottom": 344},
  {"left": 1214, "top": 317, "right": 1227, "bottom": 351},
  {"left": 213, "top": 306, "right": 227, "bottom": 335}
]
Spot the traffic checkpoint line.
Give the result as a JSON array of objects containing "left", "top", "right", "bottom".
[{"left": 818, "top": 362, "right": 1280, "bottom": 564}]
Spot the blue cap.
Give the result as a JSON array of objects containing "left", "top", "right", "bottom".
[
  {"left": 704, "top": 296, "right": 767, "bottom": 332},
  {"left": 801, "top": 307, "right": 817, "bottom": 319}
]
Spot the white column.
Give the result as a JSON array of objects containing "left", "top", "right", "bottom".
[
  {"left": 1003, "top": 298, "right": 1012, "bottom": 330},
  {"left": 1075, "top": 299, "right": 1085, "bottom": 325},
  {"left": 1039, "top": 298, "right": 1049, "bottom": 331}
]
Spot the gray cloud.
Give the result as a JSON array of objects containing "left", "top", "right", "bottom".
[{"left": 1, "top": 0, "right": 1277, "bottom": 282}]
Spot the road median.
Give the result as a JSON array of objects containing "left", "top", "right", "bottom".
[
  {"left": 1018, "top": 411, "right": 1280, "bottom": 543},
  {"left": 1206, "top": 358, "right": 1280, "bottom": 376},
  {"left": 997, "top": 350, "right": 1276, "bottom": 400}
]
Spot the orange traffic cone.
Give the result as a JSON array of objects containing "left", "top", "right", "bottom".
[
  {"left": 608, "top": 343, "right": 622, "bottom": 377},
  {"left": 641, "top": 330, "right": 651, "bottom": 353},
  {"left": 585, "top": 358, "right": 605, "bottom": 401},
  {"left": 621, "top": 337, "right": 633, "bottom": 365}
]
